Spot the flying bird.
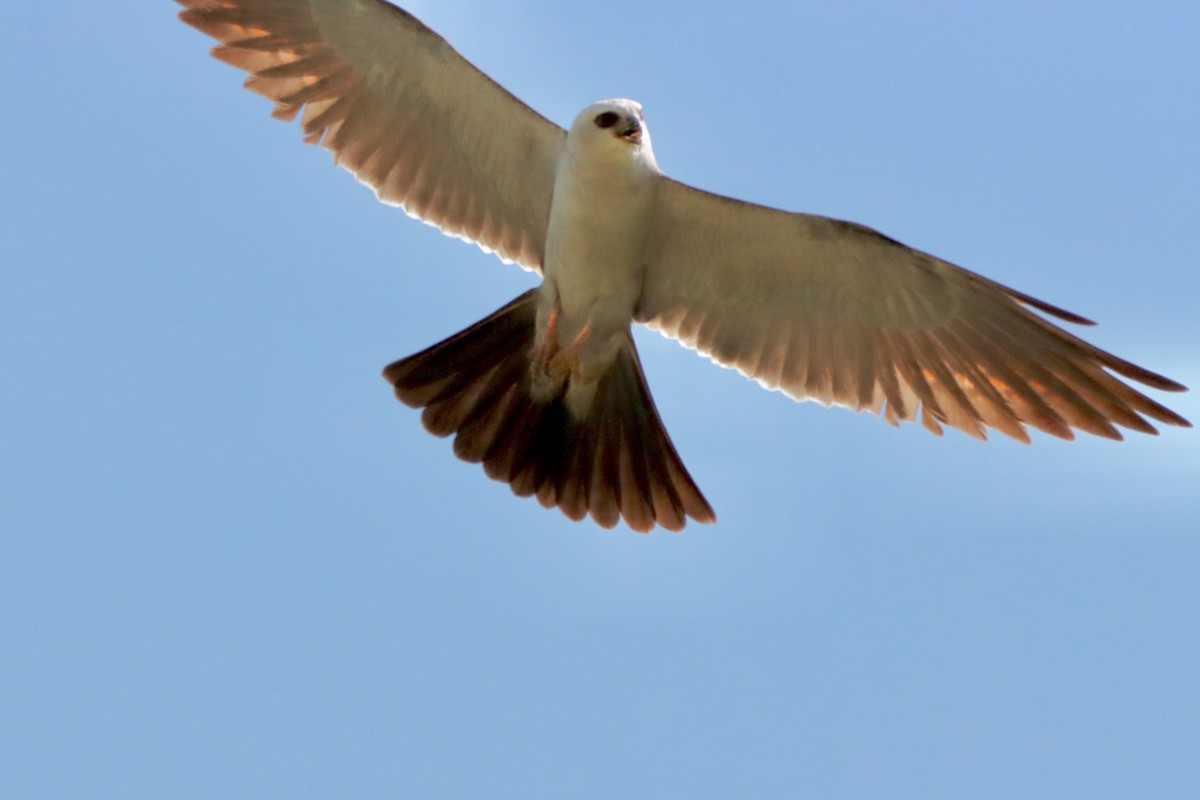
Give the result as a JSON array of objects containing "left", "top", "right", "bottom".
[{"left": 178, "top": 0, "right": 1190, "bottom": 532}]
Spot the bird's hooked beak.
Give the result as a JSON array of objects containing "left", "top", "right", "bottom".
[{"left": 618, "top": 116, "right": 642, "bottom": 144}]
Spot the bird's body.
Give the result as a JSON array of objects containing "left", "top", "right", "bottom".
[
  {"left": 538, "top": 101, "right": 658, "bottom": 409},
  {"left": 178, "top": 0, "right": 1189, "bottom": 532}
]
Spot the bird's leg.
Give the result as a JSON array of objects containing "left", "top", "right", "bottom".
[
  {"left": 531, "top": 306, "right": 561, "bottom": 365},
  {"left": 530, "top": 307, "right": 567, "bottom": 402}
]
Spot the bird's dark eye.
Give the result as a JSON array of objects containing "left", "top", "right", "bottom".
[{"left": 594, "top": 111, "right": 620, "bottom": 129}]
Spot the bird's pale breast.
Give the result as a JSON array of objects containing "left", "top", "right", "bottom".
[{"left": 539, "top": 142, "right": 660, "bottom": 380}]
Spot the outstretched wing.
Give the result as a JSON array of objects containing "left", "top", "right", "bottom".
[
  {"left": 638, "top": 179, "right": 1190, "bottom": 442},
  {"left": 178, "top": 0, "right": 566, "bottom": 271}
]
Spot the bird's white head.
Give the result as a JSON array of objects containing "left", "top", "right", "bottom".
[{"left": 567, "top": 99, "right": 659, "bottom": 170}]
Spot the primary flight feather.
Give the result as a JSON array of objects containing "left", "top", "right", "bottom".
[{"left": 178, "top": 0, "right": 1190, "bottom": 532}]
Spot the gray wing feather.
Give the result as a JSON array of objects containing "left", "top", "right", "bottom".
[
  {"left": 179, "top": 0, "right": 565, "bottom": 271},
  {"left": 638, "top": 179, "right": 1189, "bottom": 441}
]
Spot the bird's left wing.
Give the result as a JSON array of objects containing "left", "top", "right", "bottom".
[
  {"left": 637, "top": 179, "right": 1189, "bottom": 442},
  {"left": 178, "top": 0, "right": 566, "bottom": 271}
]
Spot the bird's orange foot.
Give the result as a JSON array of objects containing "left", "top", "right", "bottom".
[
  {"left": 530, "top": 318, "right": 591, "bottom": 402},
  {"left": 547, "top": 325, "right": 591, "bottom": 379}
]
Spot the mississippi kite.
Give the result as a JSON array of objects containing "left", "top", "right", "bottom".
[{"left": 178, "top": 0, "right": 1190, "bottom": 532}]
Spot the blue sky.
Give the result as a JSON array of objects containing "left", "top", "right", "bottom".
[{"left": 3, "top": 1, "right": 1198, "bottom": 797}]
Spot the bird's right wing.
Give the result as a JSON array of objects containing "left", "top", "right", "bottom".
[{"left": 178, "top": 0, "right": 566, "bottom": 272}]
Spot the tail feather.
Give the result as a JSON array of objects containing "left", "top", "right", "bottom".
[{"left": 383, "top": 290, "right": 716, "bottom": 532}]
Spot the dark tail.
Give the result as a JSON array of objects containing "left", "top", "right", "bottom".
[{"left": 382, "top": 290, "right": 716, "bottom": 532}]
